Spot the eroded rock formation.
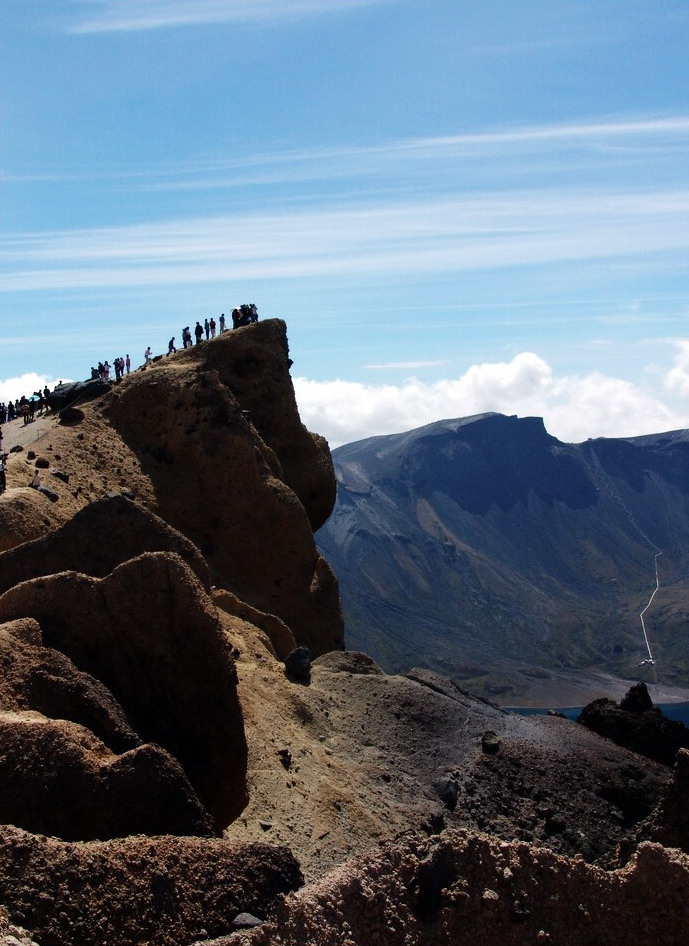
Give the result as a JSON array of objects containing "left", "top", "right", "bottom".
[
  {"left": 241, "top": 832, "right": 689, "bottom": 946},
  {"left": 579, "top": 682, "right": 689, "bottom": 766},
  {"left": 0, "top": 494, "right": 210, "bottom": 596},
  {"left": 0, "top": 826, "right": 302, "bottom": 946},
  {"left": 0, "top": 552, "right": 247, "bottom": 828}
]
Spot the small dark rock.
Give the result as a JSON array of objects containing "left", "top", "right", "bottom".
[
  {"left": 285, "top": 646, "right": 312, "bottom": 682},
  {"left": 232, "top": 913, "right": 264, "bottom": 930},
  {"left": 36, "top": 485, "right": 59, "bottom": 503},
  {"left": 433, "top": 776, "right": 459, "bottom": 810},
  {"left": 9, "top": 444, "right": 23, "bottom": 453},
  {"left": 27, "top": 450, "right": 36, "bottom": 460},
  {"left": 277, "top": 748, "right": 292, "bottom": 769},
  {"left": 544, "top": 812, "right": 567, "bottom": 834},
  {"left": 50, "top": 469, "right": 70, "bottom": 483},
  {"left": 34, "top": 457, "right": 50, "bottom": 469},
  {"left": 422, "top": 811, "right": 446, "bottom": 835},
  {"left": 59, "top": 407, "right": 85, "bottom": 425},
  {"left": 481, "top": 730, "right": 501, "bottom": 755},
  {"left": 258, "top": 820, "right": 273, "bottom": 831}
]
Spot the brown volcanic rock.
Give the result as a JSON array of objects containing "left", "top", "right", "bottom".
[
  {"left": 243, "top": 831, "right": 689, "bottom": 946},
  {"left": 0, "top": 618, "right": 138, "bottom": 752},
  {"left": 0, "top": 711, "right": 214, "bottom": 839},
  {"left": 633, "top": 748, "right": 689, "bottom": 854},
  {"left": 0, "top": 494, "right": 210, "bottom": 598},
  {"left": 0, "top": 825, "right": 303, "bottom": 946},
  {"left": 212, "top": 589, "right": 296, "bottom": 660},
  {"left": 0, "top": 488, "right": 65, "bottom": 553},
  {"left": 0, "top": 552, "right": 247, "bottom": 828},
  {"left": 192, "top": 320, "right": 337, "bottom": 532},
  {"left": 103, "top": 348, "right": 343, "bottom": 655},
  {"left": 0, "top": 907, "right": 39, "bottom": 946}
]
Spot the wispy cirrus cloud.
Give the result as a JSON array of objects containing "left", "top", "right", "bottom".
[
  {"left": 365, "top": 361, "right": 448, "bottom": 370},
  {"left": 4, "top": 115, "right": 686, "bottom": 190},
  {"left": 3, "top": 188, "right": 688, "bottom": 293},
  {"left": 66, "top": 0, "right": 391, "bottom": 34}
]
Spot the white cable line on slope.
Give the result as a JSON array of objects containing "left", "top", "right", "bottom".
[{"left": 584, "top": 452, "right": 661, "bottom": 665}]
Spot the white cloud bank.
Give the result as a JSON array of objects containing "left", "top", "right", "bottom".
[
  {"left": 294, "top": 351, "right": 688, "bottom": 447},
  {"left": 0, "top": 373, "right": 66, "bottom": 405},
  {"left": 2, "top": 353, "right": 685, "bottom": 450},
  {"left": 664, "top": 339, "right": 689, "bottom": 398}
]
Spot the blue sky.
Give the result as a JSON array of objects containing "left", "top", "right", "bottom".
[{"left": 1, "top": 0, "right": 688, "bottom": 444}]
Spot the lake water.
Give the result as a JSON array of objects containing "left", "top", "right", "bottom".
[{"left": 511, "top": 703, "right": 689, "bottom": 726}]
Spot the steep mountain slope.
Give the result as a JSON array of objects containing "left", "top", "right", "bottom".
[
  {"left": 317, "top": 414, "right": 689, "bottom": 704},
  {"left": 1, "top": 335, "right": 688, "bottom": 946}
]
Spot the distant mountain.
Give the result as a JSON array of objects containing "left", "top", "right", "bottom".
[{"left": 317, "top": 414, "right": 689, "bottom": 704}]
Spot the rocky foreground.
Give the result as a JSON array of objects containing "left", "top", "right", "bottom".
[{"left": 0, "top": 322, "right": 687, "bottom": 945}]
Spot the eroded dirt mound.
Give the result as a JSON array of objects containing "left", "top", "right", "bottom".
[
  {"left": 0, "top": 487, "right": 66, "bottom": 553},
  {"left": 241, "top": 831, "right": 689, "bottom": 946},
  {"left": 0, "top": 617, "right": 139, "bottom": 752},
  {"left": 0, "top": 552, "right": 247, "bottom": 828},
  {"left": 0, "top": 826, "right": 303, "bottom": 946},
  {"left": 0, "top": 494, "right": 210, "bottom": 597},
  {"left": 0, "top": 711, "right": 214, "bottom": 839}
]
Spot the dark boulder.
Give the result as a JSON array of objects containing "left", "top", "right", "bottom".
[
  {"left": 579, "top": 684, "right": 689, "bottom": 766},
  {"left": 47, "top": 379, "right": 110, "bottom": 413},
  {"left": 285, "top": 646, "right": 312, "bottom": 683}
]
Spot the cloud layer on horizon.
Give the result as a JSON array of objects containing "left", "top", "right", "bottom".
[
  {"left": 294, "top": 348, "right": 688, "bottom": 447},
  {"left": 1, "top": 351, "right": 685, "bottom": 457}
]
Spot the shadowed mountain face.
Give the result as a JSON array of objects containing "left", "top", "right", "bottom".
[{"left": 317, "top": 414, "right": 689, "bottom": 704}]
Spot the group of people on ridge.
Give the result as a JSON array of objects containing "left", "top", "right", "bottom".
[
  {"left": 91, "top": 356, "right": 131, "bottom": 381},
  {"left": 169, "top": 304, "right": 259, "bottom": 355},
  {"left": 0, "top": 390, "right": 51, "bottom": 426}
]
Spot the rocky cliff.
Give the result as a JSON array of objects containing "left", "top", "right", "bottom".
[{"left": 0, "top": 326, "right": 687, "bottom": 946}]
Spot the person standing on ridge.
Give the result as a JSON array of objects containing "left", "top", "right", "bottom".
[
  {"left": 219, "top": 313, "right": 226, "bottom": 332},
  {"left": 168, "top": 337, "right": 176, "bottom": 354},
  {"left": 195, "top": 322, "right": 203, "bottom": 344}
]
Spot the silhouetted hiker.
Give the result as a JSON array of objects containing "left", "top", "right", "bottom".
[
  {"left": 209, "top": 317, "right": 216, "bottom": 338},
  {"left": 145, "top": 347, "right": 152, "bottom": 365},
  {"left": 194, "top": 322, "right": 203, "bottom": 344},
  {"left": 219, "top": 313, "right": 226, "bottom": 332},
  {"left": 0, "top": 456, "right": 6, "bottom": 495},
  {"left": 182, "top": 326, "right": 192, "bottom": 348},
  {"left": 168, "top": 337, "right": 177, "bottom": 354},
  {"left": 126, "top": 354, "right": 131, "bottom": 374},
  {"left": 204, "top": 318, "right": 210, "bottom": 340}
]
